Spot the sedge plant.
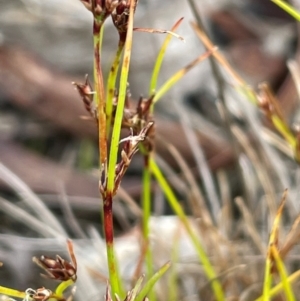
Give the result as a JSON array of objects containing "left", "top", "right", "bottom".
[
  {"left": 0, "top": 240, "right": 77, "bottom": 301},
  {"left": 74, "top": 0, "right": 226, "bottom": 300},
  {"left": 1, "top": 0, "right": 278, "bottom": 300}
]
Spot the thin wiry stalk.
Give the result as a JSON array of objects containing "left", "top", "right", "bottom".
[
  {"left": 271, "top": 0, "right": 300, "bottom": 21},
  {"left": 105, "top": 1, "right": 137, "bottom": 298},
  {"left": 262, "top": 192, "right": 286, "bottom": 301},
  {"left": 149, "top": 17, "right": 184, "bottom": 95},
  {"left": 136, "top": 262, "right": 171, "bottom": 301},
  {"left": 90, "top": 21, "right": 122, "bottom": 301},
  {"left": 106, "top": 1, "right": 135, "bottom": 193},
  {"left": 271, "top": 245, "right": 296, "bottom": 301},
  {"left": 142, "top": 20, "right": 185, "bottom": 295},
  {"left": 149, "top": 157, "right": 225, "bottom": 301},
  {"left": 0, "top": 287, "right": 26, "bottom": 300},
  {"left": 153, "top": 49, "right": 215, "bottom": 103},
  {"left": 106, "top": 40, "right": 125, "bottom": 137},
  {"left": 191, "top": 21, "right": 299, "bottom": 161},
  {"left": 93, "top": 18, "right": 120, "bottom": 296}
]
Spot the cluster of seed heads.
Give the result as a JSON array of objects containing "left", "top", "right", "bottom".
[
  {"left": 29, "top": 241, "right": 77, "bottom": 301},
  {"left": 80, "top": 0, "right": 138, "bottom": 36}
]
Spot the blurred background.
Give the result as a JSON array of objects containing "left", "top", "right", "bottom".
[
  {"left": 0, "top": 0, "right": 300, "bottom": 299},
  {"left": 0, "top": 0, "right": 296, "bottom": 209}
]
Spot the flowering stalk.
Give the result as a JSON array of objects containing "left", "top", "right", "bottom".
[
  {"left": 94, "top": 11, "right": 119, "bottom": 301},
  {"left": 140, "top": 20, "right": 184, "bottom": 300},
  {"left": 92, "top": 7, "right": 108, "bottom": 167}
]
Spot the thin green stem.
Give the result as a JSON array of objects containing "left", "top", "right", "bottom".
[
  {"left": 0, "top": 287, "right": 66, "bottom": 301},
  {"left": 142, "top": 21, "right": 184, "bottom": 300},
  {"left": 262, "top": 192, "right": 287, "bottom": 301},
  {"left": 255, "top": 270, "right": 300, "bottom": 301},
  {"left": 55, "top": 279, "right": 74, "bottom": 298},
  {"left": 0, "top": 287, "right": 26, "bottom": 300},
  {"left": 271, "top": 0, "right": 300, "bottom": 21},
  {"left": 271, "top": 245, "right": 296, "bottom": 301},
  {"left": 107, "top": 2, "right": 135, "bottom": 193},
  {"left": 136, "top": 262, "right": 171, "bottom": 301},
  {"left": 153, "top": 49, "right": 214, "bottom": 104},
  {"left": 106, "top": 39, "right": 125, "bottom": 137},
  {"left": 149, "top": 157, "right": 225, "bottom": 301},
  {"left": 104, "top": 2, "right": 136, "bottom": 299},
  {"left": 271, "top": 115, "right": 296, "bottom": 148},
  {"left": 130, "top": 276, "right": 144, "bottom": 300},
  {"left": 93, "top": 17, "right": 121, "bottom": 300},
  {"left": 262, "top": 251, "right": 272, "bottom": 301},
  {"left": 149, "top": 18, "right": 184, "bottom": 96}
]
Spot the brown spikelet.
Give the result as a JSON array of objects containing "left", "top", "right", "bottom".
[{"left": 72, "top": 75, "right": 97, "bottom": 121}]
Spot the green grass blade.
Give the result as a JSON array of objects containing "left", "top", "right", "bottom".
[
  {"left": 104, "top": 5, "right": 136, "bottom": 297},
  {"left": 149, "top": 18, "right": 184, "bottom": 95},
  {"left": 271, "top": 245, "right": 296, "bottom": 301},
  {"left": 271, "top": 0, "right": 300, "bottom": 21},
  {"left": 262, "top": 249, "right": 272, "bottom": 301},
  {"left": 105, "top": 40, "right": 125, "bottom": 137},
  {"left": 255, "top": 270, "right": 300, "bottom": 301},
  {"left": 107, "top": 2, "right": 134, "bottom": 193},
  {"left": 0, "top": 287, "right": 26, "bottom": 300},
  {"left": 149, "top": 157, "right": 225, "bottom": 301},
  {"left": 262, "top": 191, "right": 287, "bottom": 301},
  {"left": 136, "top": 262, "right": 171, "bottom": 301},
  {"left": 129, "top": 276, "right": 144, "bottom": 301},
  {"left": 271, "top": 115, "right": 296, "bottom": 148},
  {"left": 107, "top": 241, "right": 122, "bottom": 297},
  {"left": 153, "top": 49, "right": 214, "bottom": 103}
]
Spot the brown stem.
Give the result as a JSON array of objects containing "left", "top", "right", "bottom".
[
  {"left": 94, "top": 21, "right": 107, "bottom": 166},
  {"left": 103, "top": 192, "right": 114, "bottom": 245}
]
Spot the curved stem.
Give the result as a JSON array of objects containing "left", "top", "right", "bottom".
[
  {"left": 55, "top": 279, "right": 74, "bottom": 298},
  {"left": 149, "top": 157, "right": 225, "bottom": 301}
]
